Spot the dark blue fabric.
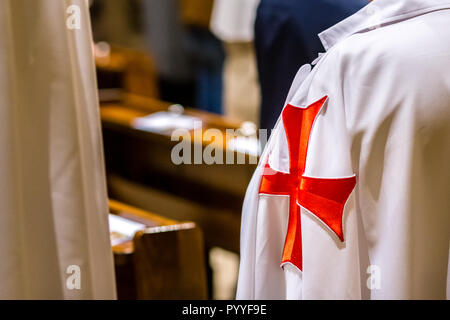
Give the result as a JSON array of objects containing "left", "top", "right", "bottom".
[
  {"left": 186, "top": 27, "right": 225, "bottom": 114},
  {"left": 255, "top": 0, "right": 367, "bottom": 130}
]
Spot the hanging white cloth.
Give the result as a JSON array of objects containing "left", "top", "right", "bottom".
[
  {"left": 237, "top": 0, "right": 450, "bottom": 299},
  {"left": 0, "top": 0, "right": 116, "bottom": 299}
]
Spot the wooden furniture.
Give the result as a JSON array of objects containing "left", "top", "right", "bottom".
[
  {"left": 96, "top": 45, "right": 257, "bottom": 297},
  {"left": 95, "top": 46, "right": 159, "bottom": 99},
  {"left": 102, "top": 94, "right": 257, "bottom": 254},
  {"left": 110, "top": 200, "right": 208, "bottom": 300}
]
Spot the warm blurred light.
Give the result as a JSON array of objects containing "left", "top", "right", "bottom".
[
  {"left": 239, "top": 121, "right": 257, "bottom": 137},
  {"left": 168, "top": 104, "right": 185, "bottom": 115},
  {"left": 94, "top": 41, "right": 111, "bottom": 59}
]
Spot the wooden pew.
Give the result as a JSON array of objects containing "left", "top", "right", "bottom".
[
  {"left": 102, "top": 94, "right": 257, "bottom": 254},
  {"left": 110, "top": 200, "right": 208, "bottom": 300},
  {"left": 95, "top": 46, "right": 159, "bottom": 99}
]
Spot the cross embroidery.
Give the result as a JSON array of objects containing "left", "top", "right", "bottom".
[{"left": 259, "top": 96, "right": 356, "bottom": 271}]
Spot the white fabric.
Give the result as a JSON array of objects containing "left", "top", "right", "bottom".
[
  {"left": 237, "top": 0, "right": 450, "bottom": 300},
  {"left": 0, "top": 0, "right": 116, "bottom": 299},
  {"left": 210, "top": 0, "right": 260, "bottom": 42}
]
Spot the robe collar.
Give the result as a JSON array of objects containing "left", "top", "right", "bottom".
[{"left": 319, "top": 0, "right": 450, "bottom": 51}]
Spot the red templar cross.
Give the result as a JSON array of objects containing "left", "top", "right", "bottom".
[{"left": 259, "top": 96, "right": 356, "bottom": 271}]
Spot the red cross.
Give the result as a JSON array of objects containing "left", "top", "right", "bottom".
[{"left": 259, "top": 96, "right": 356, "bottom": 271}]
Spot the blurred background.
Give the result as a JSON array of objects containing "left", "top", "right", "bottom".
[
  {"left": 89, "top": 0, "right": 260, "bottom": 300},
  {"left": 90, "top": 0, "right": 260, "bottom": 121}
]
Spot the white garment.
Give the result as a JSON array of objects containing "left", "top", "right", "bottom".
[
  {"left": 0, "top": 0, "right": 116, "bottom": 299},
  {"left": 237, "top": 0, "right": 450, "bottom": 300},
  {"left": 210, "top": 0, "right": 260, "bottom": 42}
]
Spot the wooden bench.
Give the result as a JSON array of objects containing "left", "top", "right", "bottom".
[
  {"left": 95, "top": 46, "right": 159, "bottom": 99},
  {"left": 102, "top": 94, "right": 257, "bottom": 254},
  {"left": 110, "top": 200, "right": 208, "bottom": 300}
]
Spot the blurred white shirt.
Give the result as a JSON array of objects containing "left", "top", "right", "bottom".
[{"left": 210, "top": 0, "right": 260, "bottom": 42}]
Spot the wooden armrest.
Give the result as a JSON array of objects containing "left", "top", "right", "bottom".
[
  {"left": 133, "top": 224, "right": 208, "bottom": 300},
  {"left": 109, "top": 199, "right": 208, "bottom": 299}
]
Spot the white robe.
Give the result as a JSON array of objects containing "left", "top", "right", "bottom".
[
  {"left": 210, "top": 0, "right": 260, "bottom": 42},
  {"left": 0, "top": 0, "right": 116, "bottom": 299},
  {"left": 237, "top": 0, "right": 450, "bottom": 300}
]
